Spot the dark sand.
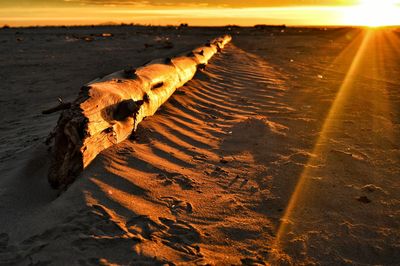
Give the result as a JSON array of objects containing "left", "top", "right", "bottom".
[{"left": 0, "top": 25, "right": 399, "bottom": 265}]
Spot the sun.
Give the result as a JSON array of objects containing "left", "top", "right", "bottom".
[{"left": 343, "top": 0, "right": 400, "bottom": 27}]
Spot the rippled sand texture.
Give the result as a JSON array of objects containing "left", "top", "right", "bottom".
[{"left": 0, "top": 26, "right": 399, "bottom": 265}]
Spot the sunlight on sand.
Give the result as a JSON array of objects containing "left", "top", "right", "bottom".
[{"left": 269, "top": 27, "right": 398, "bottom": 260}]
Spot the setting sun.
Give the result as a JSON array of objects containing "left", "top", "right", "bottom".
[{"left": 343, "top": 0, "right": 400, "bottom": 27}]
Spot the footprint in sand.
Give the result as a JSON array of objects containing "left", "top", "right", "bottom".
[
  {"left": 126, "top": 215, "right": 167, "bottom": 240},
  {"left": 160, "top": 196, "right": 194, "bottom": 215},
  {"left": 212, "top": 166, "right": 229, "bottom": 177},
  {"left": 357, "top": 196, "right": 372, "bottom": 204},
  {"left": 157, "top": 217, "right": 202, "bottom": 257},
  {"left": 156, "top": 172, "right": 196, "bottom": 190},
  {"left": 126, "top": 215, "right": 202, "bottom": 257}
]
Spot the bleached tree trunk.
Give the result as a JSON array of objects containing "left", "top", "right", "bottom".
[{"left": 47, "top": 35, "right": 232, "bottom": 189}]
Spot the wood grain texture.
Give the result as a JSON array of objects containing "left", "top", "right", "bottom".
[{"left": 48, "top": 35, "right": 232, "bottom": 188}]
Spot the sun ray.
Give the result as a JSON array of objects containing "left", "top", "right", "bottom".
[
  {"left": 268, "top": 28, "right": 378, "bottom": 261},
  {"left": 383, "top": 29, "right": 400, "bottom": 59}
]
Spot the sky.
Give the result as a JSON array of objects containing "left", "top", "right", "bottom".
[{"left": 1, "top": 0, "right": 400, "bottom": 27}]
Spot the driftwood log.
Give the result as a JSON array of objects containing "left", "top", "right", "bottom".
[{"left": 47, "top": 35, "right": 232, "bottom": 188}]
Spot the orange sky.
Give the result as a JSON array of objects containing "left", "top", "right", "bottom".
[{"left": 1, "top": 0, "right": 400, "bottom": 26}]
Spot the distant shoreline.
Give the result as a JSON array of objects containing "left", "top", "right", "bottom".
[{"left": 2, "top": 23, "right": 390, "bottom": 30}]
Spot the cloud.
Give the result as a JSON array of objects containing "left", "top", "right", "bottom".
[
  {"left": 63, "top": 0, "right": 152, "bottom": 7},
  {"left": 0, "top": 0, "right": 360, "bottom": 8},
  {"left": 63, "top": 0, "right": 358, "bottom": 8}
]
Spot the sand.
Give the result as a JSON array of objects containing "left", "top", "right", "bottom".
[{"left": 0, "top": 25, "right": 399, "bottom": 265}]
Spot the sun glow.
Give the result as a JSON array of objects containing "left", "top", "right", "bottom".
[
  {"left": 269, "top": 27, "right": 400, "bottom": 262},
  {"left": 343, "top": 0, "right": 400, "bottom": 27}
]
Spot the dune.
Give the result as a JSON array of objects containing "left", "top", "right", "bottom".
[{"left": 0, "top": 26, "right": 399, "bottom": 265}]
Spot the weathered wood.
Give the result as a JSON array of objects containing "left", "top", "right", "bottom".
[
  {"left": 47, "top": 35, "right": 232, "bottom": 188},
  {"left": 42, "top": 102, "right": 72, "bottom": 114}
]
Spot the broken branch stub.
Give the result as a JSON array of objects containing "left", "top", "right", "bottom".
[{"left": 48, "top": 35, "right": 232, "bottom": 188}]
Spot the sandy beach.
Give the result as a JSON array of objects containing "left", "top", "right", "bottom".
[{"left": 0, "top": 25, "right": 399, "bottom": 265}]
